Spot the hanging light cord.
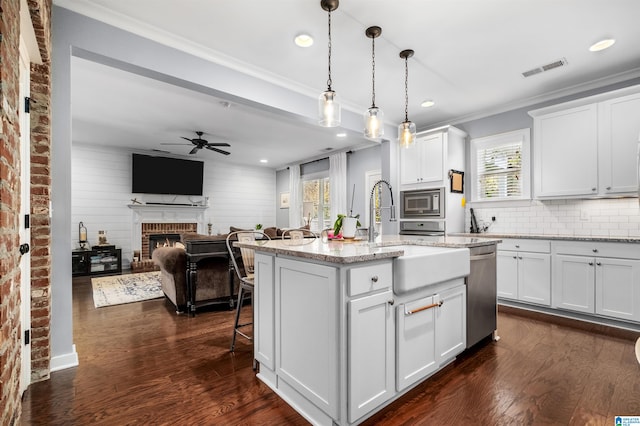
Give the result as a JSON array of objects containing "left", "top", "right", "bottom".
[
  {"left": 327, "top": 8, "right": 333, "bottom": 91},
  {"left": 371, "top": 36, "right": 376, "bottom": 108},
  {"left": 404, "top": 55, "right": 409, "bottom": 122}
]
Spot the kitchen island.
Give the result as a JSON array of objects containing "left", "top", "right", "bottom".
[{"left": 236, "top": 235, "right": 500, "bottom": 426}]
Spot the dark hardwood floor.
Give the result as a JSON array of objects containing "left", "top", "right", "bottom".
[{"left": 21, "top": 274, "right": 640, "bottom": 425}]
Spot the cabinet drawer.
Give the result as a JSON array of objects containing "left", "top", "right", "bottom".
[
  {"left": 498, "top": 239, "right": 550, "bottom": 253},
  {"left": 349, "top": 262, "right": 392, "bottom": 297},
  {"left": 553, "top": 241, "right": 640, "bottom": 259}
]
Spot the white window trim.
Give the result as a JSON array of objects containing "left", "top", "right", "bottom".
[{"left": 470, "top": 128, "right": 531, "bottom": 202}]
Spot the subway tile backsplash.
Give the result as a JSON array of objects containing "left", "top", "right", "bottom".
[{"left": 467, "top": 198, "right": 640, "bottom": 237}]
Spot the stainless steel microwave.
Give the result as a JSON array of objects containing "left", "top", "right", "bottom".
[{"left": 400, "top": 188, "right": 445, "bottom": 218}]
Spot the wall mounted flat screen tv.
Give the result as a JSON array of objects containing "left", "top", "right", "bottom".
[{"left": 132, "top": 153, "right": 204, "bottom": 196}]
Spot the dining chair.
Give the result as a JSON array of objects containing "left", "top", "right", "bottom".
[
  {"left": 281, "top": 227, "right": 318, "bottom": 244},
  {"left": 226, "top": 230, "right": 271, "bottom": 359}
]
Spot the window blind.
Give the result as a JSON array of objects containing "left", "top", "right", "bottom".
[{"left": 476, "top": 142, "right": 522, "bottom": 200}]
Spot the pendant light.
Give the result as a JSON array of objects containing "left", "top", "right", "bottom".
[
  {"left": 398, "top": 49, "right": 416, "bottom": 148},
  {"left": 319, "top": 0, "right": 341, "bottom": 127},
  {"left": 364, "top": 26, "right": 384, "bottom": 139}
]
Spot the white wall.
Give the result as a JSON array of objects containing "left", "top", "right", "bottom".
[
  {"left": 469, "top": 198, "right": 640, "bottom": 237},
  {"left": 71, "top": 144, "right": 275, "bottom": 268}
]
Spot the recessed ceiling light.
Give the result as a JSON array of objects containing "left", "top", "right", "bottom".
[
  {"left": 336, "top": 132, "right": 347, "bottom": 138},
  {"left": 589, "top": 38, "right": 616, "bottom": 52},
  {"left": 421, "top": 100, "right": 435, "bottom": 108},
  {"left": 260, "top": 159, "right": 268, "bottom": 163},
  {"left": 294, "top": 33, "right": 314, "bottom": 48}
]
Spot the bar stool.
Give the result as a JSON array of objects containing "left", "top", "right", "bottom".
[{"left": 226, "top": 231, "right": 271, "bottom": 358}]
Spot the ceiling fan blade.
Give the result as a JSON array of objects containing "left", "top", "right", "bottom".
[
  {"left": 206, "top": 142, "right": 231, "bottom": 147},
  {"left": 181, "top": 137, "right": 196, "bottom": 143},
  {"left": 160, "top": 143, "right": 192, "bottom": 146},
  {"left": 189, "top": 146, "right": 200, "bottom": 155},
  {"left": 205, "top": 146, "right": 230, "bottom": 155}
]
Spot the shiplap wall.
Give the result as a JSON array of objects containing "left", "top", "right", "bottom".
[{"left": 71, "top": 144, "right": 275, "bottom": 268}]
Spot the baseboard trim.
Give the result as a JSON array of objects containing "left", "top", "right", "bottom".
[
  {"left": 498, "top": 302, "right": 640, "bottom": 340},
  {"left": 50, "top": 344, "right": 79, "bottom": 371}
]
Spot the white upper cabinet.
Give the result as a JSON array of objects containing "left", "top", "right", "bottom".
[
  {"left": 529, "top": 85, "right": 640, "bottom": 199},
  {"left": 598, "top": 92, "right": 640, "bottom": 194},
  {"left": 399, "top": 126, "right": 466, "bottom": 189}
]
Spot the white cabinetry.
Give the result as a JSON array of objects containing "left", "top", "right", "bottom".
[
  {"left": 400, "top": 132, "right": 443, "bottom": 186},
  {"left": 348, "top": 263, "right": 394, "bottom": 423},
  {"left": 396, "top": 283, "right": 466, "bottom": 392},
  {"left": 497, "top": 239, "right": 551, "bottom": 306},
  {"left": 529, "top": 85, "right": 640, "bottom": 198},
  {"left": 552, "top": 242, "right": 640, "bottom": 322},
  {"left": 254, "top": 252, "right": 275, "bottom": 371},
  {"left": 399, "top": 126, "right": 466, "bottom": 189},
  {"left": 275, "top": 257, "right": 340, "bottom": 419}
]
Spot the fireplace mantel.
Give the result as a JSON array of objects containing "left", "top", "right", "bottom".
[{"left": 129, "top": 204, "right": 209, "bottom": 252}]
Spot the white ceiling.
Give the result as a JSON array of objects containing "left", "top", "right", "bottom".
[{"left": 57, "top": 0, "right": 640, "bottom": 169}]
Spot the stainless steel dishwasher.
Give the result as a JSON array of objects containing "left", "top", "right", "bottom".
[{"left": 466, "top": 244, "right": 497, "bottom": 348}]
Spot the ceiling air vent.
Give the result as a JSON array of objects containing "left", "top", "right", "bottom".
[{"left": 522, "top": 58, "right": 568, "bottom": 78}]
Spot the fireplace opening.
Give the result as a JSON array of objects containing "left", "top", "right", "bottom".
[{"left": 148, "top": 233, "right": 182, "bottom": 258}]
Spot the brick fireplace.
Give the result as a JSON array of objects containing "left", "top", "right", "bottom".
[
  {"left": 141, "top": 223, "right": 197, "bottom": 259},
  {"left": 128, "top": 203, "right": 208, "bottom": 257}
]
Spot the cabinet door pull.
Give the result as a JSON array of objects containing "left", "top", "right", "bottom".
[
  {"left": 371, "top": 275, "right": 379, "bottom": 283},
  {"left": 388, "top": 299, "right": 395, "bottom": 306},
  {"left": 592, "top": 248, "right": 598, "bottom": 253},
  {"left": 596, "top": 262, "right": 602, "bottom": 266},
  {"left": 513, "top": 256, "right": 517, "bottom": 259},
  {"left": 591, "top": 187, "right": 597, "bottom": 191},
  {"left": 588, "top": 261, "right": 594, "bottom": 266},
  {"left": 606, "top": 186, "right": 612, "bottom": 190},
  {"left": 515, "top": 245, "right": 520, "bottom": 248},
  {"left": 405, "top": 300, "right": 442, "bottom": 315}
]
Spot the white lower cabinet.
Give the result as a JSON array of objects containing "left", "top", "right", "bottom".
[
  {"left": 348, "top": 289, "right": 394, "bottom": 423},
  {"left": 275, "top": 257, "right": 340, "bottom": 420},
  {"left": 396, "top": 284, "right": 466, "bottom": 392},
  {"left": 553, "top": 254, "right": 596, "bottom": 313},
  {"left": 436, "top": 285, "right": 466, "bottom": 362},
  {"left": 497, "top": 239, "right": 551, "bottom": 306},
  {"left": 552, "top": 242, "right": 640, "bottom": 322}
]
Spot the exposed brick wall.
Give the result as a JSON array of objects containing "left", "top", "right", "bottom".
[
  {"left": 0, "top": 0, "right": 51, "bottom": 423},
  {"left": 1, "top": 0, "right": 26, "bottom": 423},
  {"left": 28, "top": 0, "right": 52, "bottom": 386},
  {"left": 29, "top": 61, "right": 51, "bottom": 383}
]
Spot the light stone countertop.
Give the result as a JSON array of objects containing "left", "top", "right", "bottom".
[
  {"left": 235, "top": 234, "right": 502, "bottom": 264},
  {"left": 452, "top": 232, "right": 640, "bottom": 244}
]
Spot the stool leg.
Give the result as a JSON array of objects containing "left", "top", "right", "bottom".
[{"left": 230, "top": 286, "right": 244, "bottom": 352}]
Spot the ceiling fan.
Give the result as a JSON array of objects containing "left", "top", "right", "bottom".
[{"left": 161, "top": 131, "right": 231, "bottom": 155}]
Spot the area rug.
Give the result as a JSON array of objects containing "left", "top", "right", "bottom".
[{"left": 91, "top": 271, "right": 163, "bottom": 308}]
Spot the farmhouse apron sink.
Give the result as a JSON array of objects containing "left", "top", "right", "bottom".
[{"left": 392, "top": 245, "right": 470, "bottom": 294}]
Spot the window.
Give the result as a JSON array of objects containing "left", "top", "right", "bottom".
[
  {"left": 303, "top": 175, "right": 330, "bottom": 231},
  {"left": 470, "top": 128, "right": 530, "bottom": 202}
]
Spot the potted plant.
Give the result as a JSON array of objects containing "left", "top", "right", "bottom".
[{"left": 333, "top": 213, "right": 361, "bottom": 239}]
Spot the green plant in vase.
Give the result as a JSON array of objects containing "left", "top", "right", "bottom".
[{"left": 333, "top": 213, "right": 361, "bottom": 238}]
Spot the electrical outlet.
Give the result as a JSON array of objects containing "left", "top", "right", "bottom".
[{"left": 491, "top": 216, "right": 496, "bottom": 222}]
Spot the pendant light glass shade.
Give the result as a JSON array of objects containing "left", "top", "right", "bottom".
[
  {"left": 319, "top": 0, "right": 340, "bottom": 127},
  {"left": 364, "top": 106, "right": 384, "bottom": 139},
  {"left": 364, "top": 26, "right": 383, "bottom": 139},
  {"left": 319, "top": 89, "right": 341, "bottom": 127},
  {"left": 398, "top": 49, "right": 416, "bottom": 148},
  {"left": 398, "top": 120, "right": 416, "bottom": 148}
]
